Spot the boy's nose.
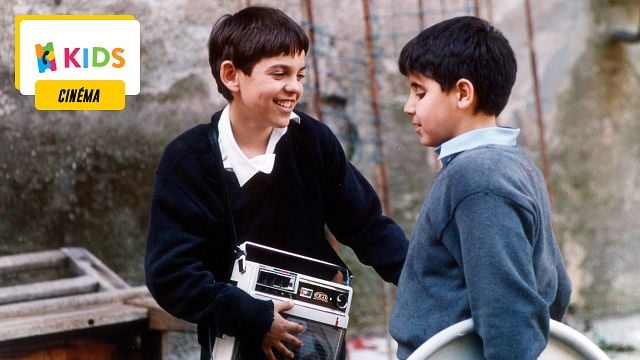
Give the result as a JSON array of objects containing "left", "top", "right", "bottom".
[
  {"left": 284, "top": 80, "right": 302, "bottom": 94},
  {"left": 403, "top": 99, "right": 415, "bottom": 116}
]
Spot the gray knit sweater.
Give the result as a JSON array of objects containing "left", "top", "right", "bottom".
[{"left": 390, "top": 144, "right": 571, "bottom": 360}]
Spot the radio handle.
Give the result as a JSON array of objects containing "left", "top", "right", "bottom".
[
  {"left": 234, "top": 246, "right": 247, "bottom": 274},
  {"left": 242, "top": 241, "right": 353, "bottom": 286}
]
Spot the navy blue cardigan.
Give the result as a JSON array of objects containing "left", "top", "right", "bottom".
[{"left": 145, "top": 110, "right": 408, "bottom": 356}]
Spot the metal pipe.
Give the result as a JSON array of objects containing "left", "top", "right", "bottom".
[
  {"left": 303, "top": 0, "right": 324, "bottom": 122},
  {"left": 362, "top": 0, "right": 391, "bottom": 217},
  {"left": 418, "top": 0, "right": 425, "bottom": 30},
  {"left": 362, "top": 3, "right": 393, "bottom": 360},
  {"left": 487, "top": 0, "right": 494, "bottom": 23},
  {"left": 524, "top": 0, "right": 555, "bottom": 207}
]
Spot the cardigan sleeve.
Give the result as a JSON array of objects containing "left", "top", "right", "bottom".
[
  {"left": 320, "top": 128, "right": 408, "bottom": 284},
  {"left": 145, "top": 148, "right": 274, "bottom": 346}
]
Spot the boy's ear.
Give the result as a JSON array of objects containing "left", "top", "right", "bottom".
[
  {"left": 455, "top": 78, "right": 475, "bottom": 111},
  {"left": 220, "top": 60, "right": 240, "bottom": 93}
]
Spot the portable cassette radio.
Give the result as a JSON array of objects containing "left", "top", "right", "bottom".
[{"left": 211, "top": 242, "right": 353, "bottom": 360}]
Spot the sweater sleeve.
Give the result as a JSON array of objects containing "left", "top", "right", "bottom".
[
  {"left": 145, "top": 165, "right": 274, "bottom": 346},
  {"left": 444, "top": 191, "right": 549, "bottom": 360},
  {"left": 321, "top": 129, "right": 408, "bottom": 284}
]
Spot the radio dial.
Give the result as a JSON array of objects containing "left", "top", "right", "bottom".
[{"left": 335, "top": 293, "right": 348, "bottom": 309}]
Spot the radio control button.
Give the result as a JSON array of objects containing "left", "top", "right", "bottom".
[{"left": 335, "top": 294, "right": 348, "bottom": 309}]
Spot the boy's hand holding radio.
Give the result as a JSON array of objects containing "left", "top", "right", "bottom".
[{"left": 262, "top": 301, "right": 304, "bottom": 360}]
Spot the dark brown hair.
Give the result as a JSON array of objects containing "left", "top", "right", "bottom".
[
  {"left": 399, "top": 16, "right": 517, "bottom": 116},
  {"left": 208, "top": 6, "right": 310, "bottom": 100}
]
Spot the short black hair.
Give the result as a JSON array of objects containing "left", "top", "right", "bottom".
[
  {"left": 399, "top": 16, "right": 517, "bottom": 116},
  {"left": 208, "top": 6, "right": 310, "bottom": 101}
]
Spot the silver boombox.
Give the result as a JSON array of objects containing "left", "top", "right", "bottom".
[{"left": 212, "top": 242, "right": 353, "bottom": 360}]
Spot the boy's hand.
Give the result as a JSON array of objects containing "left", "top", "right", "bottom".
[{"left": 261, "top": 301, "right": 304, "bottom": 360}]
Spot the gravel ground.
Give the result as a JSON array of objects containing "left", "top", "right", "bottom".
[
  {"left": 347, "top": 336, "right": 396, "bottom": 360},
  {"left": 588, "top": 312, "right": 640, "bottom": 360}
]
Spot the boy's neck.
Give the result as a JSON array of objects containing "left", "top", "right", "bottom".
[
  {"left": 455, "top": 112, "right": 498, "bottom": 136},
  {"left": 228, "top": 105, "right": 273, "bottom": 159}
]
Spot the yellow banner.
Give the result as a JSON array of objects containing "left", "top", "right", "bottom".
[{"left": 35, "top": 80, "right": 125, "bottom": 110}]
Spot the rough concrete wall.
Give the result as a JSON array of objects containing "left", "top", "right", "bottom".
[
  {"left": 553, "top": 0, "right": 640, "bottom": 318},
  {"left": 0, "top": 0, "right": 227, "bottom": 284}
]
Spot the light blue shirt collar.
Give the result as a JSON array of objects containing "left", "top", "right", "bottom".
[{"left": 436, "top": 127, "right": 520, "bottom": 165}]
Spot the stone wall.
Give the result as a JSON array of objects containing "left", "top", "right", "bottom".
[{"left": 552, "top": 0, "right": 640, "bottom": 317}]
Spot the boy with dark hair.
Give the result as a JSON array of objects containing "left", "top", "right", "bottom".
[
  {"left": 389, "top": 16, "right": 572, "bottom": 359},
  {"left": 145, "top": 6, "right": 408, "bottom": 360}
]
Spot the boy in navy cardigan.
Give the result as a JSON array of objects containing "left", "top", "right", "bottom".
[
  {"left": 389, "top": 16, "right": 571, "bottom": 359},
  {"left": 145, "top": 6, "right": 408, "bottom": 360}
]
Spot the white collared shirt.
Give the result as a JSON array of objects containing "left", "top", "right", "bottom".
[{"left": 218, "top": 105, "right": 300, "bottom": 187}]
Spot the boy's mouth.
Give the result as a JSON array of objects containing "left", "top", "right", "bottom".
[{"left": 274, "top": 99, "right": 295, "bottom": 110}]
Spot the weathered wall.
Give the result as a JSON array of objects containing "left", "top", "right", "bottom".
[
  {"left": 2, "top": 0, "right": 640, "bottom": 337},
  {"left": 553, "top": 0, "right": 640, "bottom": 317},
  {"left": 1, "top": 0, "right": 225, "bottom": 284}
]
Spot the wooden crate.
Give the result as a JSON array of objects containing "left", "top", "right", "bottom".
[{"left": 0, "top": 247, "right": 194, "bottom": 359}]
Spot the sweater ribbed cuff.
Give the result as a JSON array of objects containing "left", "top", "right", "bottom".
[{"left": 237, "top": 297, "right": 274, "bottom": 346}]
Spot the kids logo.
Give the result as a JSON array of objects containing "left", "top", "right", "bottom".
[
  {"left": 35, "top": 42, "right": 57, "bottom": 73},
  {"left": 35, "top": 42, "right": 125, "bottom": 73},
  {"left": 15, "top": 15, "right": 140, "bottom": 110}
]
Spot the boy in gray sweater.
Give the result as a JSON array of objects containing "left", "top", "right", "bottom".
[{"left": 389, "top": 16, "right": 571, "bottom": 359}]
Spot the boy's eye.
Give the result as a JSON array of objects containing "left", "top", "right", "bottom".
[
  {"left": 297, "top": 73, "right": 305, "bottom": 80},
  {"left": 410, "top": 84, "right": 425, "bottom": 99}
]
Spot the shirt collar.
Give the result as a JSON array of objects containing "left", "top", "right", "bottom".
[
  {"left": 218, "top": 105, "right": 300, "bottom": 187},
  {"left": 436, "top": 127, "right": 520, "bottom": 165}
]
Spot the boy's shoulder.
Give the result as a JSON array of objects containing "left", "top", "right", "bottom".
[
  {"left": 166, "top": 123, "right": 210, "bottom": 157},
  {"left": 451, "top": 144, "right": 526, "bottom": 168},
  {"left": 157, "top": 122, "right": 211, "bottom": 177},
  {"left": 289, "top": 110, "right": 337, "bottom": 142},
  {"left": 285, "top": 110, "right": 349, "bottom": 163},
  {"left": 293, "top": 110, "right": 329, "bottom": 130},
  {"left": 444, "top": 145, "right": 534, "bottom": 188}
]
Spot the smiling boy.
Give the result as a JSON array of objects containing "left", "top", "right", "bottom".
[{"left": 145, "top": 6, "right": 408, "bottom": 360}]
